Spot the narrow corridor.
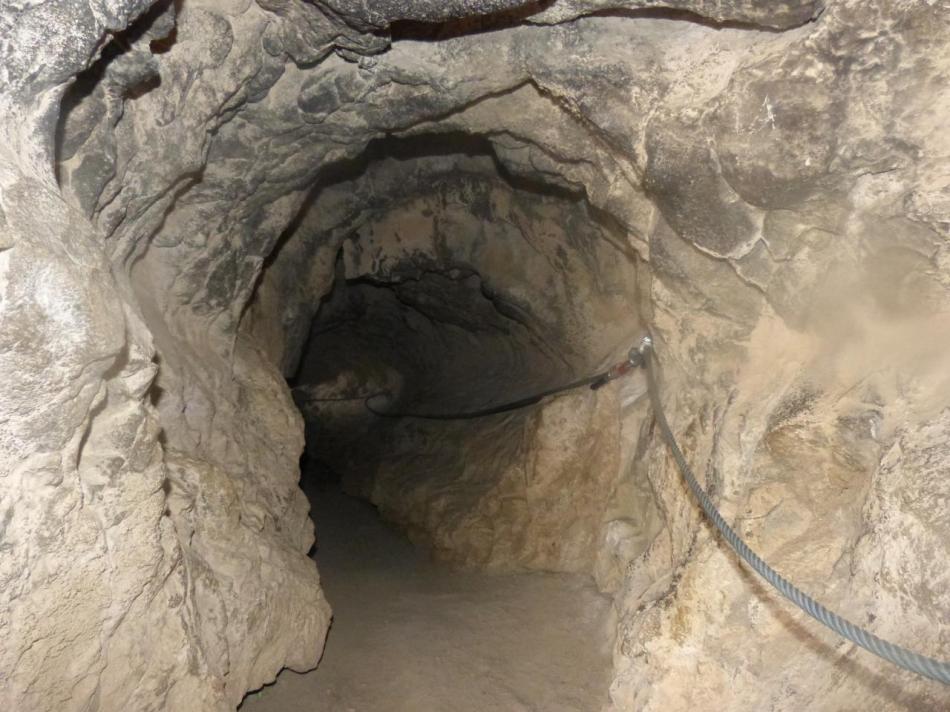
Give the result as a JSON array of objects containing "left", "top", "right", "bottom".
[{"left": 241, "top": 481, "right": 613, "bottom": 712}]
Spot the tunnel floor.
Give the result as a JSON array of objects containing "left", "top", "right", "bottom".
[{"left": 240, "top": 478, "right": 613, "bottom": 712}]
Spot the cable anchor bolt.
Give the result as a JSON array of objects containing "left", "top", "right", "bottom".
[{"left": 591, "top": 336, "right": 652, "bottom": 390}]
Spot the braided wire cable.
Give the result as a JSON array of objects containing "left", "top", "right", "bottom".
[
  {"left": 641, "top": 338, "right": 950, "bottom": 685},
  {"left": 365, "top": 373, "right": 610, "bottom": 420}
]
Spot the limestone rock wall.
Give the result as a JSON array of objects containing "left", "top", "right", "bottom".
[
  {"left": 0, "top": 2, "right": 230, "bottom": 710},
  {"left": 1, "top": 0, "right": 949, "bottom": 711}
]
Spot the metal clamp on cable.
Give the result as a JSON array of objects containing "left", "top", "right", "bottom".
[
  {"left": 637, "top": 335, "right": 653, "bottom": 358},
  {"left": 590, "top": 336, "right": 652, "bottom": 390}
]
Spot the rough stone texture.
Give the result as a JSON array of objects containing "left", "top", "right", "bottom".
[
  {"left": 1, "top": 1, "right": 949, "bottom": 711},
  {"left": 0, "top": 2, "right": 224, "bottom": 710},
  {"left": 353, "top": 385, "right": 661, "bottom": 575}
]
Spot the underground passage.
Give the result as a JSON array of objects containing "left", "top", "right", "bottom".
[{"left": 1, "top": 1, "right": 950, "bottom": 711}]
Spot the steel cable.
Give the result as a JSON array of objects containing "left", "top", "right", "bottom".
[
  {"left": 363, "top": 351, "right": 643, "bottom": 420},
  {"left": 641, "top": 337, "right": 950, "bottom": 685}
]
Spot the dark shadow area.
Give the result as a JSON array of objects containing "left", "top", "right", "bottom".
[
  {"left": 388, "top": 1, "right": 556, "bottom": 41},
  {"left": 256, "top": 128, "right": 642, "bottom": 517},
  {"left": 386, "top": 2, "right": 813, "bottom": 42},
  {"left": 582, "top": 6, "right": 806, "bottom": 33}
]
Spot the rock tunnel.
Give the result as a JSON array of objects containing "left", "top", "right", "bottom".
[{"left": 1, "top": 1, "right": 949, "bottom": 711}]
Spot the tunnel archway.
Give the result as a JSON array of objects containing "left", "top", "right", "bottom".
[
  {"left": 231, "top": 130, "right": 660, "bottom": 711},
  {"left": 2, "top": 1, "right": 949, "bottom": 711},
  {"left": 239, "top": 130, "right": 657, "bottom": 576}
]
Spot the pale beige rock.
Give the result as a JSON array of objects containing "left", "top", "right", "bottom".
[{"left": 0, "top": 0, "right": 948, "bottom": 710}]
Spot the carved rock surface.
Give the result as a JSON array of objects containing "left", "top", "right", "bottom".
[{"left": 0, "top": 0, "right": 948, "bottom": 711}]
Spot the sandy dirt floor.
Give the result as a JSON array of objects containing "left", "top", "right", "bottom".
[{"left": 240, "top": 482, "right": 613, "bottom": 712}]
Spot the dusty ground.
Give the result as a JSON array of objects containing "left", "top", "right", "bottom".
[{"left": 240, "top": 481, "right": 614, "bottom": 712}]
